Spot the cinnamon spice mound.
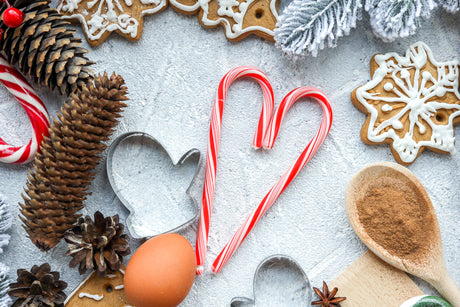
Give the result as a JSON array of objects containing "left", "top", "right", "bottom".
[{"left": 357, "top": 175, "right": 435, "bottom": 260}]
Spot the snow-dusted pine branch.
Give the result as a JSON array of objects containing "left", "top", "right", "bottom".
[
  {"left": 275, "top": 0, "right": 363, "bottom": 57},
  {"left": 364, "top": 0, "right": 380, "bottom": 11},
  {"left": 368, "top": 0, "right": 437, "bottom": 42},
  {"left": 0, "top": 196, "right": 12, "bottom": 254},
  {"left": 0, "top": 263, "right": 10, "bottom": 307},
  {"left": 437, "top": 0, "right": 460, "bottom": 12}
]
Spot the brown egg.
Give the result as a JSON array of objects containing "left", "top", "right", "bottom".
[{"left": 124, "top": 233, "right": 196, "bottom": 307}]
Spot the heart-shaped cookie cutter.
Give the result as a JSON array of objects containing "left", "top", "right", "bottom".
[
  {"left": 231, "top": 255, "right": 311, "bottom": 307},
  {"left": 106, "top": 132, "right": 202, "bottom": 239}
]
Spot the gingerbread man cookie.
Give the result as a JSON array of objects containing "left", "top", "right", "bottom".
[
  {"left": 352, "top": 42, "right": 460, "bottom": 165},
  {"left": 57, "top": 0, "right": 168, "bottom": 46},
  {"left": 170, "top": 0, "right": 279, "bottom": 41},
  {"left": 65, "top": 267, "right": 131, "bottom": 306}
]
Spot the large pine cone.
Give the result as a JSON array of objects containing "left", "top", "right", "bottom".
[
  {"left": 65, "top": 211, "right": 131, "bottom": 278},
  {"left": 20, "top": 73, "right": 128, "bottom": 251},
  {"left": 0, "top": 0, "right": 94, "bottom": 95},
  {"left": 8, "top": 263, "right": 67, "bottom": 307}
]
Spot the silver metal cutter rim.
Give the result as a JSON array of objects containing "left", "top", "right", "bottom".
[
  {"left": 230, "top": 254, "right": 311, "bottom": 306},
  {"left": 106, "top": 131, "right": 202, "bottom": 239}
]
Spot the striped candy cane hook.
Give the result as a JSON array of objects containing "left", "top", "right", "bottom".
[
  {"left": 195, "top": 66, "right": 275, "bottom": 275},
  {"left": 211, "top": 87, "right": 333, "bottom": 273},
  {"left": 0, "top": 55, "right": 50, "bottom": 164}
]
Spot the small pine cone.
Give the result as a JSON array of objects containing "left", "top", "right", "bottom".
[
  {"left": 0, "top": 0, "right": 94, "bottom": 95},
  {"left": 65, "top": 211, "right": 131, "bottom": 278},
  {"left": 8, "top": 263, "right": 67, "bottom": 307},
  {"left": 20, "top": 72, "right": 128, "bottom": 251}
]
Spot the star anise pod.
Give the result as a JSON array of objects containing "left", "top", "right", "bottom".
[{"left": 312, "top": 281, "right": 346, "bottom": 307}]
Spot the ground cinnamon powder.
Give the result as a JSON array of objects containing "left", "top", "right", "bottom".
[{"left": 356, "top": 175, "right": 435, "bottom": 260}]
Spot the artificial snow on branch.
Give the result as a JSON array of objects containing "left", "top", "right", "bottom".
[
  {"left": 0, "top": 196, "right": 11, "bottom": 254},
  {"left": 0, "top": 196, "right": 11, "bottom": 307},
  {"left": 275, "top": 0, "right": 363, "bottom": 57},
  {"left": 364, "top": 0, "right": 379, "bottom": 11},
  {"left": 368, "top": 0, "right": 437, "bottom": 42},
  {"left": 0, "top": 263, "right": 10, "bottom": 307},
  {"left": 438, "top": 0, "right": 460, "bottom": 12},
  {"left": 275, "top": 0, "right": 457, "bottom": 58}
]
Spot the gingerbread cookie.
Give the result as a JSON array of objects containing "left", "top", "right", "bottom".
[
  {"left": 65, "top": 267, "right": 131, "bottom": 306},
  {"left": 170, "top": 0, "right": 279, "bottom": 41},
  {"left": 57, "top": 0, "right": 168, "bottom": 46},
  {"left": 351, "top": 42, "right": 460, "bottom": 165}
]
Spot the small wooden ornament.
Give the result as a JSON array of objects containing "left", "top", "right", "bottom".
[
  {"left": 330, "top": 251, "right": 424, "bottom": 307},
  {"left": 65, "top": 266, "right": 132, "bottom": 306}
]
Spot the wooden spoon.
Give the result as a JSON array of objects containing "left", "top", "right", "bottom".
[{"left": 346, "top": 161, "right": 460, "bottom": 306}]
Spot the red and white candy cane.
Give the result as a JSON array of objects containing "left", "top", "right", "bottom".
[
  {"left": 195, "top": 66, "right": 274, "bottom": 275},
  {"left": 211, "top": 86, "right": 333, "bottom": 274},
  {"left": 0, "top": 54, "right": 50, "bottom": 164}
]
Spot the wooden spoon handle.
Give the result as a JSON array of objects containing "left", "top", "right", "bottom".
[{"left": 430, "top": 271, "right": 460, "bottom": 307}]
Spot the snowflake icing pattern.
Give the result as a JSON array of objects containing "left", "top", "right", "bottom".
[
  {"left": 354, "top": 42, "right": 460, "bottom": 164},
  {"left": 58, "top": 0, "right": 167, "bottom": 46}
]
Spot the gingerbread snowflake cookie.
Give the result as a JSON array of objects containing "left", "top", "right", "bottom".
[
  {"left": 352, "top": 42, "right": 460, "bottom": 165},
  {"left": 57, "top": 0, "right": 168, "bottom": 46},
  {"left": 170, "top": 0, "right": 279, "bottom": 41}
]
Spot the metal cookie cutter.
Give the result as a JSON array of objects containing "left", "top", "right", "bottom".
[
  {"left": 231, "top": 255, "right": 311, "bottom": 307},
  {"left": 106, "top": 132, "right": 202, "bottom": 239}
]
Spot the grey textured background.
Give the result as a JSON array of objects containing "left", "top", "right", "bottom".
[{"left": 0, "top": 1, "right": 459, "bottom": 305}]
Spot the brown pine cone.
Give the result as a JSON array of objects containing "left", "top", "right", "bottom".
[
  {"left": 65, "top": 211, "right": 131, "bottom": 278},
  {"left": 20, "top": 72, "right": 128, "bottom": 251},
  {"left": 0, "top": 0, "right": 94, "bottom": 95},
  {"left": 8, "top": 263, "right": 67, "bottom": 307}
]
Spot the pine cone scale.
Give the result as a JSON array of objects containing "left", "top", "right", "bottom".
[{"left": 7, "top": 286, "right": 30, "bottom": 298}]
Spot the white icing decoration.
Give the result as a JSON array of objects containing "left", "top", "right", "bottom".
[
  {"left": 169, "top": 0, "right": 278, "bottom": 39},
  {"left": 57, "top": 0, "right": 167, "bottom": 42},
  {"left": 119, "top": 268, "right": 125, "bottom": 274},
  {"left": 114, "top": 284, "right": 124, "bottom": 290},
  {"left": 383, "top": 82, "right": 393, "bottom": 91},
  {"left": 60, "top": 0, "right": 81, "bottom": 12},
  {"left": 355, "top": 42, "right": 460, "bottom": 163},
  {"left": 382, "top": 104, "right": 393, "bottom": 112},
  {"left": 64, "top": 273, "right": 94, "bottom": 305},
  {"left": 106, "top": 274, "right": 117, "bottom": 278},
  {"left": 79, "top": 292, "right": 104, "bottom": 301}
]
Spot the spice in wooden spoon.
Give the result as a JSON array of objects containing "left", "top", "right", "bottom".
[
  {"left": 356, "top": 174, "right": 436, "bottom": 263},
  {"left": 346, "top": 162, "right": 460, "bottom": 306}
]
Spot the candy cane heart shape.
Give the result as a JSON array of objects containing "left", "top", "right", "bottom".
[
  {"left": 0, "top": 55, "right": 50, "bottom": 164},
  {"left": 195, "top": 66, "right": 275, "bottom": 275},
  {"left": 211, "top": 87, "right": 333, "bottom": 274}
]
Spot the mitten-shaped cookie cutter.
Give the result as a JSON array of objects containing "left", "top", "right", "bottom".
[
  {"left": 106, "top": 132, "right": 202, "bottom": 239},
  {"left": 231, "top": 255, "right": 311, "bottom": 306}
]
